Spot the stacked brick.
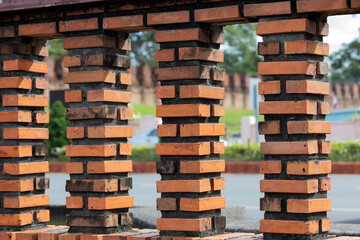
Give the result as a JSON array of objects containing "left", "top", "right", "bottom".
[
  {"left": 0, "top": 26, "right": 50, "bottom": 230},
  {"left": 63, "top": 26, "right": 133, "bottom": 233},
  {"left": 155, "top": 27, "right": 226, "bottom": 238},
  {"left": 257, "top": 17, "right": 332, "bottom": 240}
]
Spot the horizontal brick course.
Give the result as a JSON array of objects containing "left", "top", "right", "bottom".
[
  {"left": 64, "top": 70, "right": 116, "bottom": 84},
  {"left": 287, "top": 198, "right": 331, "bottom": 213},
  {"left": 148, "top": 11, "right": 190, "bottom": 25},
  {"left": 257, "top": 18, "right": 316, "bottom": 35},
  {"left": 4, "top": 195, "right": 49, "bottom": 209},
  {"left": 261, "top": 141, "right": 318, "bottom": 155},
  {"left": 156, "top": 142, "right": 210, "bottom": 156},
  {"left": 244, "top": 1, "right": 291, "bottom": 17},
  {"left": 59, "top": 18, "right": 98, "bottom": 32},
  {"left": 258, "top": 81, "right": 281, "bottom": 95},
  {"left": 260, "top": 198, "right": 281, "bottom": 212},
  {"left": 66, "top": 197, "right": 84, "bottom": 209},
  {"left": 4, "top": 162, "right": 49, "bottom": 175},
  {"left": 0, "top": 77, "right": 32, "bottom": 89},
  {"left": 180, "top": 123, "right": 225, "bottom": 137},
  {"left": 258, "top": 121, "right": 281, "bottom": 135},
  {"left": 180, "top": 196, "right": 225, "bottom": 211},
  {"left": 259, "top": 101, "right": 317, "bottom": 115},
  {"left": 179, "top": 47, "right": 223, "bottom": 62},
  {"left": 66, "top": 145, "right": 117, "bottom": 157},
  {"left": 287, "top": 160, "right": 332, "bottom": 175},
  {"left": 179, "top": 85, "right": 224, "bottom": 100},
  {"left": 286, "top": 80, "right": 330, "bottom": 95},
  {"left": 66, "top": 179, "right": 118, "bottom": 192},
  {"left": 297, "top": 0, "right": 348, "bottom": 13},
  {"left": 3, "top": 95, "right": 48, "bottom": 107},
  {"left": 285, "top": 40, "right": 329, "bottom": 56},
  {"left": 156, "top": 179, "right": 211, "bottom": 193},
  {"left": 155, "top": 66, "right": 210, "bottom": 80},
  {"left": 180, "top": 160, "right": 225, "bottom": 174},
  {"left": 3, "top": 59, "right": 48, "bottom": 73},
  {"left": 87, "top": 90, "right": 131, "bottom": 103},
  {"left": 260, "top": 161, "right": 282, "bottom": 174},
  {"left": 103, "top": 15, "right": 143, "bottom": 30},
  {"left": 260, "top": 219, "right": 319, "bottom": 234},
  {"left": 157, "top": 104, "right": 211, "bottom": 117},
  {"left": 260, "top": 179, "right": 318, "bottom": 193},
  {"left": 87, "top": 161, "right": 133, "bottom": 174},
  {"left": 155, "top": 28, "right": 209, "bottom": 43},
  {"left": 18, "top": 22, "right": 58, "bottom": 37},
  {"left": 258, "top": 61, "right": 315, "bottom": 75},
  {"left": 287, "top": 121, "right": 331, "bottom": 134},
  {"left": 195, "top": 6, "right": 243, "bottom": 23},
  {"left": 88, "top": 196, "right": 133, "bottom": 210},
  {"left": 157, "top": 218, "right": 211, "bottom": 232}
]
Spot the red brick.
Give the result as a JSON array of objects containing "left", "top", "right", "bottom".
[
  {"left": 257, "top": 18, "right": 316, "bottom": 35},
  {"left": 66, "top": 145, "right": 117, "bottom": 157},
  {"left": 64, "top": 35, "right": 115, "bottom": 49},
  {"left": 103, "top": 15, "right": 144, "bottom": 30},
  {"left": 258, "top": 61, "right": 315, "bottom": 76},
  {"left": 156, "top": 86, "right": 176, "bottom": 99},
  {"left": 180, "top": 196, "right": 225, "bottom": 212},
  {"left": 258, "top": 42, "right": 280, "bottom": 55},
  {"left": 66, "top": 162, "right": 84, "bottom": 174},
  {"left": 87, "top": 90, "right": 131, "bottom": 103},
  {"left": 260, "top": 161, "right": 282, "bottom": 174},
  {"left": 156, "top": 104, "right": 210, "bottom": 117},
  {"left": 63, "top": 56, "right": 82, "bottom": 67},
  {"left": 259, "top": 101, "right": 317, "bottom": 115},
  {"left": 319, "top": 178, "right": 331, "bottom": 191},
  {"left": 4, "top": 162, "right": 49, "bottom": 175},
  {"left": 148, "top": 11, "right": 190, "bottom": 25},
  {"left": 319, "top": 141, "right": 332, "bottom": 154},
  {"left": 0, "top": 146, "right": 32, "bottom": 158},
  {"left": 260, "top": 198, "right": 281, "bottom": 212},
  {"left": 67, "top": 127, "right": 85, "bottom": 139},
  {"left": 67, "top": 5, "right": 104, "bottom": 16},
  {"left": 35, "top": 210, "right": 50, "bottom": 223},
  {"left": 260, "top": 179, "right": 319, "bottom": 193},
  {"left": 212, "top": 105, "right": 225, "bottom": 117},
  {"left": 261, "top": 141, "right": 318, "bottom": 155},
  {"left": 318, "top": 102, "right": 330, "bottom": 115},
  {"left": 118, "top": 38, "right": 132, "bottom": 51},
  {"left": 195, "top": 6, "right": 244, "bottom": 23},
  {"left": 87, "top": 126, "right": 132, "bottom": 138},
  {"left": 211, "top": 177, "right": 225, "bottom": 191},
  {"left": 258, "top": 121, "right": 281, "bottom": 135},
  {"left": 352, "top": 0, "right": 360, "bottom": 8},
  {"left": 157, "top": 218, "right": 211, "bottom": 232},
  {"left": 321, "top": 218, "right": 331, "bottom": 232},
  {"left": 180, "top": 85, "right": 224, "bottom": 100},
  {"left": 3, "top": 59, "right": 48, "bottom": 73},
  {"left": 287, "top": 121, "right": 331, "bottom": 134},
  {"left": 285, "top": 40, "right": 329, "bottom": 56},
  {"left": 297, "top": 0, "right": 348, "bottom": 13},
  {"left": 35, "top": 78, "right": 49, "bottom": 90},
  {"left": 34, "top": 45, "right": 49, "bottom": 57},
  {"left": 118, "top": 72, "right": 132, "bottom": 85},
  {"left": 0, "top": 77, "right": 31, "bottom": 89},
  {"left": 18, "top": 22, "right": 59, "bottom": 37},
  {"left": 65, "top": 90, "right": 83, "bottom": 103},
  {"left": 59, "top": 18, "right": 98, "bottom": 32},
  {"left": 211, "top": 30, "right": 225, "bottom": 44},
  {"left": 0, "top": 179, "right": 33, "bottom": 192},
  {"left": 157, "top": 198, "right": 177, "bottom": 211},
  {"left": 65, "top": 71, "right": 116, "bottom": 84},
  {"left": 3, "top": 128, "right": 48, "bottom": 139},
  {"left": 0, "top": 111, "right": 31, "bottom": 123},
  {"left": 156, "top": 142, "right": 210, "bottom": 156},
  {"left": 155, "top": 66, "right": 210, "bottom": 81},
  {"left": 87, "top": 161, "right": 132, "bottom": 174},
  {"left": 0, "top": 213, "right": 33, "bottom": 226},
  {"left": 155, "top": 49, "right": 175, "bottom": 62},
  {"left": 179, "top": 47, "right": 223, "bottom": 62},
  {"left": 244, "top": 2, "right": 291, "bottom": 17},
  {"left": 3, "top": 95, "right": 48, "bottom": 107},
  {"left": 4, "top": 194, "right": 49, "bottom": 208},
  {"left": 155, "top": 28, "right": 209, "bottom": 43},
  {"left": 180, "top": 160, "right": 225, "bottom": 174},
  {"left": 211, "top": 68, "right": 226, "bottom": 81},
  {"left": 157, "top": 179, "right": 211, "bottom": 193},
  {"left": 0, "top": 26, "right": 15, "bottom": 38},
  {"left": 0, "top": 42, "right": 31, "bottom": 55},
  {"left": 211, "top": 141, "right": 225, "bottom": 154},
  {"left": 119, "top": 143, "right": 132, "bottom": 156},
  {"left": 118, "top": 108, "right": 133, "bottom": 120},
  {"left": 66, "top": 196, "right": 84, "bottom": 209},
  {"left": 286, "top": 80, "right": 330, "bottom": 95},
  {"left": 258, "top": 81, "right": 281, "bottom": 95},
  {"left": 287, "top": 199, "right": 331, "bottom": 213},
  {"left": 35, "top": 112, "right": 49, "bottom": 123},
  {"left": 287, "top": 160, "right": 332, "bottom": 175},
  {"left": 260, "top": 219, "right": 319, "bottom": 234},
  {"left": 180, "top": 123, "right": 225, "bottom": 137},
  {"left": 158, "top": 124, "right": 177, "bottom": 137}
]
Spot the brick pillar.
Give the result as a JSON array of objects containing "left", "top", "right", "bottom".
[
  {"left": 64, "top": 32, "right": 133, "bottom": 233},
  {"left": 257, "top": 17, "right": 331, "bottom": 239},
  {"left": 155, "top": 27, "right": 226, "bottom": 238},
  {"left": 0, "top": 29, "right": 50, "bottom": 230}
]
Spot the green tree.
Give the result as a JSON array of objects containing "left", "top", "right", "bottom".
[
  {"left": 48, "top": 39, "right": 67, "bottom": 60},
  {"left": 220, "top": 23, "right": 261, "bottom": 75},
  {"left": 129, "top": 31, "right": 157, "bottom": 67},
  {"left": 329, "top": 29, "right": 360, "bottom": 82},
  {"left": 45, "top": 101, "right": 70, "bottom": 158}
]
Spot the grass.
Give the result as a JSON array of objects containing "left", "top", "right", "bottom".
[{"left": 132, "top": 103, "right": 156, "bottom": 119}]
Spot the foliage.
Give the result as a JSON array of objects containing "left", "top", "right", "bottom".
[
  {"left": 48, "top": 39, "right": 67, "bottom": 60},
  {"left": 220, "top": 24, "right": 262, "bottom": 75},
  {"left": 132, "top": 103, "right": 156, "bottom": 118},
  {"left": 132, "top": 146, "right": 160, "bottom": 162},
  {"left": 330, "top": 140, "right": 360, "bottom": 162},
  {"left": 129, "top": 31, "right": 157, "bottom": 67},
  {"left": 329, "top": 28, "right": 360, "bottom": 82},
  {"left": 223, "top": 143, "right": 263, "bottom": 162},
  {"left": 45, "top": 101, "right": 71, "bottom": 158}
]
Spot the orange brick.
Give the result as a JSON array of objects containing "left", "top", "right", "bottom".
[
  {"left": 257, "top": 18, "right": 316, "bottom": 35},
  {"left": 180, "top": 196, "right": 225, "bottom": 212},
  {"left": 260, "top": 179, "right": 318, "bottom": 193},
  {"left": 156, "top": 142, "right": 210, "bottom": 156},
  {"left": 0, "top": 26, "right": 15, "bottom": 38},
  {"left": 285, "top": 40, "right": 329, "bottom": 56},
  {"left": 244, "top": 1, "right": 291, "bottom": 17},
  {"left": 157, "top": 218, "right": 211, "bottom": 232},
  {"left": 157, "top": 198, "right": 177, "bottom": 211},
  {"left": 157, "top": 104, "right": 210, "bottom": 117},
  {"left": 158, "top": 124, "right": 177, "bottom": 137},
  {"left": 65, "top": 90, "right": 83, "bottom": 103},
  {"left": 195, "top": 6, "right": 243, "bottom": 23},
  {"left": 3, "top": 128, "right": 48, "bottom": 139},
  {"left": 156, "top": 86, "right": 176, "bottom": 99},
  {"left": 0, "top": 77, "right": 31, "bottom": 89},
  {"left": 319, "top": 178, "right": 331, "bottom": 191},
  {"left": 260, "top": 198, "right": 281, "bottom": 212},
  {"left": 63, "top": 56, "right": 82, "bottom": 67},
  {"left": 258, "top": 81, "right": 281, "bottom": 95},
  {"left": 59, "top": 233, "right": 82, "bottom": 240},
  {"left": 64, "top": 35, "right": 115, "bottom": 49},
  {"left": 117, "top": 38, "right": 132, "bottom": 51},
  {"left": 118, "top": 108, "right": 133, "bottom": 120},
  {"left": 119, "top": 143, "right": 132, "bottom": 155},
  {"left": 103, "top": 15, "right": 143, "bottom": 30},
  {"left": 297, "top": 0, "right": 348, "bottom": 13},
  {"left": 258, "top": 61, "right": 315, "bottom": 76},
  {"left": 319, "top": 141, "right": 331, "bottom": 154},
  {"left": 3, "top": 59, "right": 48, "bottom": 73},
  {"left": 88, "top": 126, "right": 132, "bottom": 139},
  {"left": 180, "top": 160, "right": 225, "bottom": 174},
  {"left": 66, "top": 145, "right": 117, "bottom": 157},
  {"left": 179, "top": 85, "right": 224, "bottom": 100},
  {"left": 0, "top": 179, "right": 33, "bottom": 192},
  {"left": 260, "top": 219, "right": 319, "bottom": 234},
  {"left": 287, "top": 121, "right": 331, "bottom": 134},
  {"left": 212, "top": 105, "right": 225, "bottom": 117},
  {"left": 118, "top": 72, "right": 132, "bottom": 85},
  {"left": 258, "top": 42, "right": 280, "bottom": 55},
  {"left": 261, "top": 141, "right": 318, "bottom": 155},
  {"left": 87, "top": 160, "right": 132, "bottom": 174},
  {"left": 321, "top": 218, "right": 331, "bottom": 232},
  {"left": 59, "top": 18, "right": 98, "bottom": 32},
  {"left": 287, "top": 198, "right": 331, "bottom": 213},
  {"left": 287, "top": 160, "right": 331, "bottom": 175},
  {"left": 317, "top": 61, "right": 329, "bottom": 75},
  {"left": 155, "top": 66, "right": 210, "bottom": 81},
  {"left": 35, "top": 210, "right": 50, "bottom": 223},
  {"left": 0, "top": 146, "right": 32, "bottom": 158},
  {"left": 4, "top": 194, "right": 49, "bottom": 208},
  {"left": 18, "top": 22, "right": 58, "bottom": 37},
  {"left": 0, "top": 212, "right": 33, "bottom": 226},
  {"left": 259, "top": 101, "right": 317, "bottom": 115},
  {"left": 155, "top": 49, "right": 175, "bottom": 62},
  {"left": 35, "top": 112, "right": 49, "bottom": 124},
  {"left": 66, "top": 196, "right": 84, "bottom": 209},
  {"left": 260, "top": 161, "right": 282, "bottom": 174},
  {"left": 211, "top": 68, "right": 226, "bottom": 81},
  {"left": 64, "top": 71, "right": 116, "bottom": 84},
  {"left": 148, "top": 11, "right": 190, "bottom": 25},
  {"left": 35, "top": 78, "right": 49, "bottom": 90},
  {"left": 258, "top": 121, "right": 281, "bottom": 135},
  {"left": 286, "top": 80, "right": 330, "bottom": 95},
  {"left": 211, "top": 141, "right": 224, "bottom": 154},
  {"left": 65, "top": 162, "right": 84, "bottom": 174},
  {"left": 179, "top": 47, "right": 223, "bottom": 62},
  {"left": 88, "top": 196, "right": 133, "bottom": 210},
  {"left": 4, "top": 162, "right": 49, "bottom": 175},
  {"left": 180, "top": 123, "right": 225, "bottom": 137},
  {"left": 157, "top": 179, "right": 211, "bottom": 193},
  {"left": 318, "top": 102, "right": 330, "bottom": 115},
  {"left": 87, "top": 90, "right": 131, "bottom": 103},
  {"left": 67, "top": 127, "right": 85, "bottom": 139},
  {"left": 3, "top": 95, "right": 48, "bottom": 107},
  {"left": 156, "top": 28, "right": 209, "bottom": 43},
  {"left": 0, "top": 111, "right": 31, "bottom": 123},
  {"left": 211, "top": 177, "right": 225, "bottom": 191}
]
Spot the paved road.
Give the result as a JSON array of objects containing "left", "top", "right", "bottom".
[{"left": 48, "top": 173, "right": 360, "bottom": 224}]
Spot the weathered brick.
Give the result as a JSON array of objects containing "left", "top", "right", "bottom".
[
  {"left": 259, "top": 101, "right": 317, "bottom": 115},
  {"left": 67, "top": 5, "right": 104, "bottom": 15},
  {"left": 260, "top": 179, "right": 318, "bottom": 193},
  {"left": 35, "top": 210, "right": 50, "bottom": 223},
  {"left": 3, "top": 95, "right": 48, "bottom": 107},
  {"left": 156, "top": 86, "right": 176, "bottom": 99},
  {"left": 180, "top": 123, "right": 225, "bottom": 137},
  {"left": 35, "top": 178, "right": 50, "bottom": 190},
  {"left": 34, "top": 145, "right": 48, "bottom": 156},
  {"left": 3, "top": 128, "right": 48, "bottom": 139},
  {"left": 18, "top": 22, "right": 58, "bottom": 37},
  {"left": 3, "top": 59, "right": 48, "bottom": 73},
  {"left": 258, "top": 42, "right": 280, "bottom": 55},
  {"left": 87, "top": 126, "right": 132, "bottom": 139},
  {"left": 210, "top": 68, "right": 226, "bottom": 81},
  {"left": 87, "top": 90, "right": 131, "bottom": 103},
  {"left": 156, "top": 142, "right": 210, "bottom": 156},
  {"left": 67, "top": 215, "right": 118, "bottom": 227},
  {"left": 63, "top": 56, "right": 82, "bottom": 67},
  {"left": 321, "top": 218, "right": 331, "bottom": 232},
  {"left": 0, "top": 179, "right": 33, "bottom": 192},
  {"left": 64, "top": 71, "right": 116, "bottom": 84},
  {"left": 211, "top": 30, "right": 225, "bottom": 44},
  {"left": 4, "top": 195, "right": 49, "bottom": 208},
  {"left": 88, "top": 196, "right": 133, "bottom": 210},
  {"left": 258, "top": 121, "right": 281, "bottom": 135},
  {"left": 157, "top": 218, "right": 211, "bottom": 232},
  {"left": 318, "top": 102, "right": 330, "bottom": 115},
  {"left": 258, "top": 61, "right": 315, "bottom": 76},
  {"left": 0, "top": 111, "right": 32, "bottom": 123},
  {"left": 318, "top": 22, "right": 329, "bottom": 36},
  {"left": 66, "top": 106, "right": 117, "bottom": 120},
  {"left": 35, "top": 78, "right": 49, "bottom": 90},
  {"left": 157, "top": 104, "right": 210, "bottom": 117},
  {"left": 0, "top": 146, "right": 32, "bottom": 158},
  {"left": 67, "top": 127, "right": 85, "bottom": 139},
  {"left": 286, "top": 80, "right": 330, "bottom": 95},
  {"left": 85, "top": 54, "right": 130, "bottom": 68},
  {"left": 65, "top": 162, "right": 84, "bottom": 174},
  {"left": 119, "top": 178, "right": 133, "bottom": 191},
  {"left": 260, "top": 219, "right": 319, "bottom": 234},
  {"left": 195, "top": 6, "right": 243, "bottom": 23},
  {"left": 103, "top": 15, "right": 143, "bottom": 30},
  {"left": 118, "top": 72, "right": 132, "bottom": 85},
  {"left": 180, "top": 196, "right": 225, "bottom": 211},
  {"left": 66, "top": 145, "right": 117, "bottom": 157},
  {"left": 156, "top": 161, "right": 176, "bottom": 174},
  {"left": 319, "top": 178, "right": 331, "bottom": 191},
  {"left": 180, "top": 160, "right": 225, "bottom": 174},
  {"left": 317, "top": 62, "right": 329, "bottom": 75},
  {"left": 148, "top": 11, "right": 190, "bottom": 25},
  {"left": 260, "top": 161, "right": 282, "bottom": 174},
  {"left": 155, "top": 28, "right": 209, "bottom": 43},
  {"left": 118, "top": 108, "right": 133, "bottom": 120},
  {"left": 257, "top": 18, "right": 316, "bottom": 35},
  {"left": 158, "top": 124, "right": 177, "bottom": 137},
  {"left": 179, "top": 47, "right": 223, "bottom": 62},
  {"left": 34, "top": 45, "right": 49, "bottom": 57},
  {"left": 0, "top": 77, "right": 31, "bottom": 89},
  {"left": 297, "top": 0, "right": 348, "bottom": 13},
  {"left": 35, "top": 112, "right": 49, "bottom": 124},
  {"left": 179, "top": 85, "right": 224, "bottom": 100},
  {"left": 66, "top": 179, "right": 118, "bottom": 192},
  {"left": 155, "top": 66, "right": 210, "bottom": 81},
  {"left": 66, "top": 197, "right": 84, "bottom": 209},
  {"left": 87, "top": 160, "right": 132, "bottom": 174},
  {"left": 0, "top": 213, "right": 33, "bottom": 226},
  {"left": 319, "top": 141, "right": 332, "bottom": 154},
  {"left": 157, "top": 179, "right": 211, "bottom": 193},
  {"left": 287, "top": 160, "right": 332, "bottom": 175},
  {"left": 244, "top": 2, "right": 291, "bottom": 17},
  {"left": 4, "top": 162, "right": 49, "bottom": 175},
  {"left": 212, "top": 105, "right": 225, "bottom": 117},
  {"left": 59, "top": 18, "right": 98, "bottom": 32},
  {"left": 0, "top": 42, "right": 31, "bottom": 55},
  {"left": 0, "top": 26, "right": 15, "bottom": 38},
  {"left": 119, "top": 213, "right": 133, "bottom": 226},
  {"left": 258, "top": 81, "right": 281, "bottom": 95},
  {"left": 157, "top": 198, "right": 177, "bottom": 211},
  {"left": 261, "top": 141, "right": 318, "bottom": 155},
  {"left": 287, "top": 121, "right": 331, "bottom": 134},
  {"left": 64, "top": 35, "right": 115, "bottom": 49},
  {"left": 285, "top": 40, "right": 329, "bottom": 56},
  {"left": 260, "top": 198, "right": 281, "bottom": 212},
  {"left": 287, "top": 198, "right": 331, "bottom": 213},
  {"left": 155, "top": 49, "right": 175, "bottom": 62}
]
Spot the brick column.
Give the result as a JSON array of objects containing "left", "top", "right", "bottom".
[
  {"left": 0, "top": 27, "right": 50, "bottom": 230},
  {"left": 257, "top": 17, "right": 331, "bottom": 239},
  {"left": 155, "top": 27, "right": 226, "bottom": 238},
  {"left": 64, "top": 32, "right": 133, "bottom": 233}
]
